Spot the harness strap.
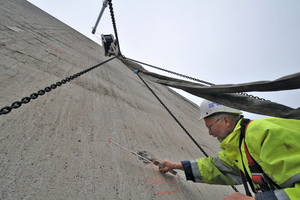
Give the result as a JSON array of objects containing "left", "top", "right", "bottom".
[
  {"left": 239, "top": 118, "right": 255, "bottom": 196},
  {"left": 243, "top": 121, "right": 266, "bottom": 185},
  {"left": 239, "top": 118, "right": 282, "bottom": 194}
]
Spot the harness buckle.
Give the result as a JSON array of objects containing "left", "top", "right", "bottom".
[
  {"left": 251, "top": 173, "right": 265, "bottom": 185},
  {"left": 255, "top": 189, "right": 263, "bottom": 193}
]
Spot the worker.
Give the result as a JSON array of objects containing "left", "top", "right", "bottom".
[{"left": 159, "top": 100, "right": 300, "bottom": 200}]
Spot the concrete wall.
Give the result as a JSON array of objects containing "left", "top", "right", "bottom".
[{"left": 0, "top": 0, "right": 244, "bottom": 199}]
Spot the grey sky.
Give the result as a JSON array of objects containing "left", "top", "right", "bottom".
[{"left": 27, "top": 0, "right": 300, "bottom": 119}]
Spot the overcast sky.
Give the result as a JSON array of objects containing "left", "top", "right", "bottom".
[{"left": 27, "top": 0, "right": 300, "bottom": 119}]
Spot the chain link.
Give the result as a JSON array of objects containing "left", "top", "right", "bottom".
[
  {"left": 108, "top": 0, "right": 122, "bottom": 56},
  {"left": 0, "top": 57, "right": 116, "bottom": 115}
]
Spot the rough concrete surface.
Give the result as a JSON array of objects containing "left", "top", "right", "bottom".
[{"left": 0, "top": 0, "right": 244, "bottom": 199}]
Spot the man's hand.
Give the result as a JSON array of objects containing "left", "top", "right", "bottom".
[
  {"left": 224, "top": 192, "right": 254, "bottom": 200},
  {"left": 158, "top": 160, "right": 183, "bottom": 172}
]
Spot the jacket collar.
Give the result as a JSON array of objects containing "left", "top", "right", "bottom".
[{"left": 219, "top": 118, "right": 243, "bottom": 158}]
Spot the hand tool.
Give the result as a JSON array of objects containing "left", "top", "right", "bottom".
[{"left": 109, "top": 139, "right": 177, "bottom": 175}]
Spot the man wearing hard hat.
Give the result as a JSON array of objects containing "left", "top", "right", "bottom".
[{"left": 159, "top": 100, "right": 300, "bottom": 200}]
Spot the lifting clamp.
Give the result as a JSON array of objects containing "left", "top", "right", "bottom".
[{"left": 101, "top": 34, "right": 119, "bottom": 57}]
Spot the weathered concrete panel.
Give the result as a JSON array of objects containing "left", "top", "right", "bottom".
[{"left": 0, "top": 0, "right": 244, "bottom": 199}]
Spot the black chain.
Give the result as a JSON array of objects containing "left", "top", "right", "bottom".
[
  {"left": 135, "top": 71, "right": 209, "bottom": 157},
  {"left": 0, "top": 56, "right": 117, "bottom": 115},
  {"left": 126, "top": 57, "right": 269, "bottom": 102},
  {"left": 106, "top": 0, "right": 267, "bottom": 103},
  {"left": 135, "top": 71, "right": 239, "bottom": 192},
  {"left": 106, "top": 2, "right": 239, "bottom": 192},
  {"left": 108, "top": 0, "right": 122, "bottom": 56},
  {"left": 127, "top": 57, "right": 214, "bottom": 86},
  {"left": 106, "top": 1, "right": 265, "bottom": 102}
]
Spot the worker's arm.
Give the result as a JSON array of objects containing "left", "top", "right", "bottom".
[
  {"left": 160, "top": 160, "right": 255, "bottom": 200},
  {"left": 158, "top": 160, "right": 184, "bottom": 172},
  {"left": 160, "top": 154, "right": 241, "bottom": 184},
  {"left": 179, "top": 154, "right": 242, "bottom": 185}
]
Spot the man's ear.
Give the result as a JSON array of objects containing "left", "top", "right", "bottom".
[{"left": 223, "top": 115, "right": 231, "bottom": 127}]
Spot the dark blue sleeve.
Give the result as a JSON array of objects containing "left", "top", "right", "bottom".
[
  {"left": 181, "top": 160, "right": 195, "bottom": 182},
  {"left": 255, "top": 191, "right": 277, "bottom": 200}
]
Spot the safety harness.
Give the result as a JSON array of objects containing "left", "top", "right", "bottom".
[{"left": 239, "top": 118, "right": 282, "bottom": 196}]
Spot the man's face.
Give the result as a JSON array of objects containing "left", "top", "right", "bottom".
[{"left": 204, "top": 116, "right": 231, "bottom": 143}]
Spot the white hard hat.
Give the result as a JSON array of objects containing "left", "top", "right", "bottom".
[{"left": 198, "top": 100, "right": 242, "bottom": 121}]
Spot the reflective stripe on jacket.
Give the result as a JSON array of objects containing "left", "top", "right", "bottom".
[{"left": 182, "top": 117, "right": 300, "bottom": 200}]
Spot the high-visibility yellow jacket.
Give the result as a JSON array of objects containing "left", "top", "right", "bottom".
[{"left": 182, "top": 117, "right": 300, "bottom": 200}]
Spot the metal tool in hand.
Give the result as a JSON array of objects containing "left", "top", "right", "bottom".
[{"left": 109, "top": 140, "right": 177, "bottom": 175}]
